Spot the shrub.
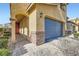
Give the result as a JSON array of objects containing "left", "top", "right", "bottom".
[
  {"left": 0, "top": 48, "right": 10, "bottom": 56},
  {"left": 0, "top": 36, "right": 10, "bottom": 56},
  {"left": 3, "top": 32, "right": 11, "bottom": 37},
  {"left": 74, "top": 33, "right": 79, "bottom": 38},
  {"left": 0, "top": 39, "right": 8, "bottom": 48},
  {"left": 0, "top": 36, "right": 9, "bottom": 39}
]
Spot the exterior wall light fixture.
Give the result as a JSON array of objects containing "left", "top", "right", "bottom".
[{"left": 40, "top": 12, "right": 43, "bottom": 18}]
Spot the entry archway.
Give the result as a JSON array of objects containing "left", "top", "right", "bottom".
[{"left": 15, "top": 14, "right": 29, "bottom": 36}]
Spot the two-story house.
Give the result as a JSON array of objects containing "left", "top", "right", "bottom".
[{"left": 10, "top": 3, "right": 67, "bottom": 45}]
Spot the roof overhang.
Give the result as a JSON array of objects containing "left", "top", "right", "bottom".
[{"left": 25, "top": 3, "right": 61, "bottom": 14}]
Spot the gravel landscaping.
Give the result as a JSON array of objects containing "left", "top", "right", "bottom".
[{"left": 12, "top": 35, "right": 79, "bottom": 56}]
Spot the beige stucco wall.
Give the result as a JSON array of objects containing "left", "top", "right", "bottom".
[
  {"left": 25, "top": 3, "right": 67, "bottom": 45},
  {"left": 34, "top": 4, "right": 67, "bottom": 45},
  {"left": 29, "top": 9, "right": 37, "bottom": 43},
  {"left": 36, "top": 4, "right": 66, "bottom": 30},
  {"left": 36, "top": 3, "right": 66, "bottom": 33},
  {"left": 19, "top": 19, "right": 23, "bottom": 34},
  {"left": 19, "top": 17, "right": 29, "bottom": 36}
]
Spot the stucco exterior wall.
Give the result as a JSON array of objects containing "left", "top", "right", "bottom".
[
  {"left": 29, "top": 9, "right": 37, "bottom": 44},
  {"left": 19, "top": 17, "right": 29, "bottom": 36},
  {"left": 36, "top": 4, "right": 66, "bottom": 31},
  {"left": 34, "top": 4, "right": 66, "bottom": 45},
  {"left": 19, "top": 19, "right": 23, "bottom": 34}
]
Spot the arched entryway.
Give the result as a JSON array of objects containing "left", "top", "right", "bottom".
[{"left": 15, "top": 14, "right": 29, "bottom": 36}]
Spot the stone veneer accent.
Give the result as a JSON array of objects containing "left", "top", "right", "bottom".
[{"left": 30, "top": 31, "right": 45, "bottom": 45}]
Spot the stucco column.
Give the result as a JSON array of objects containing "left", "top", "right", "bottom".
[
  {"left": 29, "top": 11, "right": 45, "bottom": 45},
  {"left": 36, "top": 12, "right": 45, "bottom": 45},
  {"left": 10, "top": 18, "right": 16, "bottom": 43}
]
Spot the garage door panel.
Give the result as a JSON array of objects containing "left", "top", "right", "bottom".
[{"left": 45, "top": 18, "right": 62, "bottom": 42}]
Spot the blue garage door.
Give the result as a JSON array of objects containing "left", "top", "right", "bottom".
[{"left": 45, "top": 18, "right": 63, "bottom": 42}]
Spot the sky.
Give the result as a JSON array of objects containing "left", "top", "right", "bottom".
[
  {"left": 67, "top": 3, "right": 79, "bottom": 19},
  {"left": 0, "top": 3, "right": 10, "bottom": 24},
  {"left": 0, "top": 3, "right": 79, "bottom": 24}
]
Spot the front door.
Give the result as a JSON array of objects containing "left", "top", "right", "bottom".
[{"left": 16, "top": 22, "right": 20, "bottom": 34}]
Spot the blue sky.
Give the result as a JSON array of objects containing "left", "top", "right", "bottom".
[
  {"left": 0, "top": 3, "right": 10, "bottom": 24},
  {"left": 67, "top": 3, "right": 79, "bottom": 19},
  {"left": 0, "top": 3, "right": 79, "bottom": 24}
]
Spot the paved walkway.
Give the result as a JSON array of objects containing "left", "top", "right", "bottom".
[
  {"left": 11, "top": 34, "right": 31, "bottom": 56},
  {"left": 12, "top": 35, "right": 79, "bottom": 56}
]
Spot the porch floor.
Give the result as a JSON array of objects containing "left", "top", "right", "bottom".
[{"left": 12, "top": 34, "right": 31, "bottom": 56}]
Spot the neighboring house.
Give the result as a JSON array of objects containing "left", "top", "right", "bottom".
[
  {"left": 71, "top": 18, "right": 79, "bottom": 33},
  {"left": 67, "top": 21, "right": 78, "bottom": 34},
  {"left": 0, "top": 23, "right": 11, "bottom": 37},
  {"left": 0, "top": 24, "right": 3, "bottom": 28},
  {"left": 4, "top": 23, "right": 11, "bottom": 32},
  {"left": 10, "top": 3, "right": 67, "bottom": 45}
]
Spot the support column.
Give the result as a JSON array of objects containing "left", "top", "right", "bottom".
[
  {"left": 11, "top": 18, "right": 16, "bottom": 43},
  {"left": 29, "top": 9, "right": 45, "bottom": 45},
  {"left": 30, "top": 31, "right": 44, "bottom": 45},
  {"left": 36, "top": 31, "right": 45, "bottom": 45},
  {"left": 36, "top": 11, "right": 45, "bottom": 45}
]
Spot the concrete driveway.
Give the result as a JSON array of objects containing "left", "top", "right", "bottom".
[{"left": 12, "top": 35, "right": 79, "bottom": 56}]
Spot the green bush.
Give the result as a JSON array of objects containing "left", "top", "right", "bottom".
[
  {"left": 0, "top": 48, "right": 10, "bottom": 56},
  {"left": 4, "top": 32, "right": 11, "bottom": 37},
  {"left": 0, "top": 36, "right": 9, "bottom": 39},
  {"left": 74, "top": 33, "right": 79, "bottom": 38},
  {"left": 0, "top": 36, "right": 10, "bottom": 56},
  {"left": 0, "top": 39, "right": 8, "bottom": 48}
]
